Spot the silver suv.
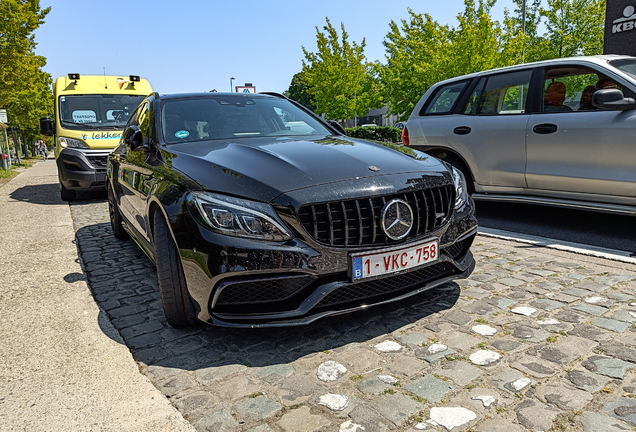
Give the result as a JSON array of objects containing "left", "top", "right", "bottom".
[{"left": 403, "top": 55, "right": 636, "bottom": 216}]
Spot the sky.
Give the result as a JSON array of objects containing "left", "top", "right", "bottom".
[{"left": 34, "top": 0, "right": 517, "bottom": 95}]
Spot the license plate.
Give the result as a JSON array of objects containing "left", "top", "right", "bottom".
[{"left": 351, "top": 238, "right": 439, "bottom": 281}]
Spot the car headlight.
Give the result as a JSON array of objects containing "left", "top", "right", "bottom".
[
  {"left": 451, "top": 166, "right": 468, "bottom": 208},
  {"left": 59, "top": 137, "right": 89, "bottom": 149},
  {"left": 188, "top": 192, "right": 293, "bottom": 241}
]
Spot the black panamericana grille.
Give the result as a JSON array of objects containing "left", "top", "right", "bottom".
[
  {"left": 316, "top": 261, "right": 456, "bottom": 308},
  {"left": 297, "top": 185, "right": 454, "bottom": 247},
  {"left": 215, "top": 275, "right": 314, "bottom": 306}
]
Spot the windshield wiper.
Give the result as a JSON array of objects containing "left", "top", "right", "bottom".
[{"left": 62, "top": 120, "right": 97, "bottom": 129}]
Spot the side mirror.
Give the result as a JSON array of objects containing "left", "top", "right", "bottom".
[
  {"left": 328, "top": 120, "right": 346, "bottom": 135},
  {"left": 40, "top": 117, "right": 54, "bottom": 136},
  {"left": 123, "top": 125, "right": 145, "bottom": 151},
  {"left": 592, "top": 89, "right": 636, "bottom": 110}
]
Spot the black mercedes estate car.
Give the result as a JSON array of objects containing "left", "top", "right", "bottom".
[{"left": 106, "top": 92, "right": 477, "bottom": 327}]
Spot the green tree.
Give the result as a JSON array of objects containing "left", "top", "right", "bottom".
[
  {"left": 504, "top": 0, "right": 545, "bottom": 63},
  {"left": 539, "top": 0, "right": 605, "bottom": 59},
  {"left": 0, "top": 0, "right": 53, "bottom": 153},
  {"left": 502, "top": 0, "right": 604, "bottom": 63},
  {"left": 302, "top": 18, "right": 382, "bottom": 123},
  {"left": 448, "top": 0, "right": 508, "bottom": 77},
  {"left": 283, "top": 71, "right": 316, "bottom": 111},
  {"left": 381, "top": 9, "right": 453, "bottom": 120}
]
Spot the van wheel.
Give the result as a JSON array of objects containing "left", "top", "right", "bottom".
[
  {"left": 107, "top": 184, "right": 128, "bottom": 239},
  {"left": 60, "top": 183, "right": 76, "bottom": 201},
  {"left": 445, "top": 157, "right": 475, "bottom": 195},
  {"left": 153, "top": 209, "right": 196, "bottom": 327}
]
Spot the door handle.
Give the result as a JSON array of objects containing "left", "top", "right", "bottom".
[
  {"left": 533, "top": 124, "right": 558, "bottom": 134},
  {"left": 453, "top": 126, "right": 471, "bottom": 135}
]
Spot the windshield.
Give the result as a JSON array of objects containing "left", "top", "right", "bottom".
[
  {"left": 609, "top": 59, "right": 636, "bottom": 80},
  {"left": 161, "top": 95, "right": 332, "bottom": 144},
  {"left": 59, "top": 94, "right": 146, "bottom": 130}
]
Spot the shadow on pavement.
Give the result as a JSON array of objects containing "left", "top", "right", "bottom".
[
  {"left": 9, "top": 183, "right": 65, "bottom": 205},
  {"left": 8, "top": 183, "right": 108, "bottom": 206},
  {"left": 71, "top": 219, "right": 460, "bottom": 373},
  {"left": 476, "top": 201, "right": 636, "bottom": 255}
]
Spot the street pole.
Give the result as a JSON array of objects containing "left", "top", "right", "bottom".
[
  {"left": 11, "top": 128, "right": 20, "bottom": 163},
  {"left": 230, "top": 76, "right": 236, "bottom": 92}
]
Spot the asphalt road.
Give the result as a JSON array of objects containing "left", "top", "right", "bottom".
[{"left": 474, "top": 200, "right": 636, "bottom": 256}]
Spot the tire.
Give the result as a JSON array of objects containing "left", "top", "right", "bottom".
[
  {"left": 60, "top": 183, "right": 76, "bottom": 201},
  {"left": 107, "top": 183, "right": 128, "bottom": 239},
  {"left": 153, "top": 209, "right": 196, "bottom": 327}
]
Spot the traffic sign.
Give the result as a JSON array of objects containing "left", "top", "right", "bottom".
[
  {"left": 0, "top": 109, "right": 7, "bottom": 124},
  {"left": 235, "top": 86, "right": 256, "bottom": 93}
]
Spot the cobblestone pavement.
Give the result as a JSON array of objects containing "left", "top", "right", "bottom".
[{"left": 70, "top": 197, "right": 636, "bottom": 432}]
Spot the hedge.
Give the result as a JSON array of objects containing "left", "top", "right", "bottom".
[{"left": 344, "top": 126, "right": 402, "bottom": 143}]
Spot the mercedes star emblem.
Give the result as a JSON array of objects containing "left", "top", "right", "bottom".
[{"left": 381, "top": 199, "right": 414, "bottom": 240}]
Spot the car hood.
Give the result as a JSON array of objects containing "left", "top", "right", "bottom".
[{"left": 162, "top": 136, "right": 447, "bottom": 202}]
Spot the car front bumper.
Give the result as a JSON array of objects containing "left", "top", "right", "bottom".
[
  {"left": 56, "top": 148, "right": 111, "bottom": 191},
  {"left": 175, "top": 197, "right": 478, "bottom": 328}
]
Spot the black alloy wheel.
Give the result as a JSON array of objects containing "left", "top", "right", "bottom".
[
  {"left": 153, "top": 209, "right": 196, "bottom": 327},
  {"left": 107, "top": 183, "right": 128, "bottom": 239}
]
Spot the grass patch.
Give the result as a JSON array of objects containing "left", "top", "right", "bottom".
[
  {"left": 383, "top": 388, "right": 396, "bottom": 395},
  {"left": 0, "top": 157, "right": 39, "bottom": 184},
  {"left": 349, "top": 374, "right": 364, "bottom": 382},
  {"left": 546, "top": 335, "right": 558, "bottom": 343},
  {"left": 248, "top": 392, "right": 263, "bottom": 398},
  {"left": 411, "top": 413, "right": 424, "bottom": 423}
]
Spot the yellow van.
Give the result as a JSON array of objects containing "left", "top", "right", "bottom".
[{"left": 40, "top": 73, "right": 153, "bottom": 200}]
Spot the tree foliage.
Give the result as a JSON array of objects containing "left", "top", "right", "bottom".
[
  {"left": 380, "top": 0, "right": 605, "bottom": 120},
  {"left": 538, "top": 0, "right": 605, "bottom": 59},
  {"left": 0, "top": 0, "right": 53, "bottom": 149},
  {"left": 302, "top": 18, "right": 383, "bottom": 122},
  {"left": 283, "top": 71, "right": 316, "bottom": 111}
]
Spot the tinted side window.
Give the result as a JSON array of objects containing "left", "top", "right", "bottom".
[
  {"left": 127, "top": 105, "right": 141, "bottom": 128},
  {"left": 420, "top": 81, "right": 468, "bottom": 115},
  {"left": 476, "top": 70, "right": 532, "bottom": 115},
  {"left": 136, "top": 103, "right": 150, "bottom": 142}
]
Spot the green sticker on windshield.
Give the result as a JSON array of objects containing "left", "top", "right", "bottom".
[{"left": 175, "top": 130, "right": 189, "bottom": 138}]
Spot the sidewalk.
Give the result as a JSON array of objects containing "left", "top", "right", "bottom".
[{"left": 0, "top": 159, "right": 195, "bottom": 431}]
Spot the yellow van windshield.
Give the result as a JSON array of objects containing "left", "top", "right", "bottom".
[{"left": 59, "top": 94, "right": 146, "bottom": 130}]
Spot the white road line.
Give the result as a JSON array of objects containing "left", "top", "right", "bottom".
[{"left": 478, "top": 227, "right": 636, "bottom": 265}]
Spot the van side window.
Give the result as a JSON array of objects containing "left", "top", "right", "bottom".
[
  {"left": 463, "top": 78, "right": 486, "bottom": 115},
  {"left": 542, "top": 66, "right": 636, "bottom": 113},
  {"left": 476, "top": 70, "right": 532, "bottom": 115},
  {"left": 420, "top": 81, "right": 468, "bottom": 115}
]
